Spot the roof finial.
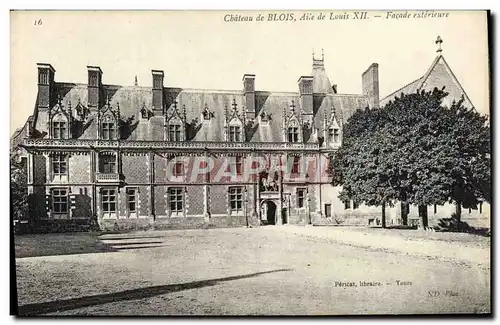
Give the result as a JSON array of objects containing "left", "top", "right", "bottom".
[
  {"left": 321, "top": 48, "right": 324, "bottom": 61},
  {"left": 312, "top": 48, "right": 315, "bottom": 60},
  {"left": 290, "top": 100, "right": 296, "bottom": 113},
  {"left": 134, "top": 75, "right": 138, "bottom": 86},
  {"left": 435, "top": 35, "right": 443, "bottom": 54}
]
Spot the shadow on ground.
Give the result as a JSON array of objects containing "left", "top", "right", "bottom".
[
  {"left": 14, "top": 233, "right": 169, "bottom": 258},
  {"left": 17, "top": 269, "right": 292, "bottom": 316}
]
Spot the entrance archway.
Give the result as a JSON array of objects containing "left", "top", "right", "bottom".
[{"left": 261, "top": 200, "right": 277, "bottom": 225}]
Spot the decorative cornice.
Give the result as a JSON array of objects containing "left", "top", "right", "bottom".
[{"left": 22, "top": 138, "right": 333, "bottom": 153}]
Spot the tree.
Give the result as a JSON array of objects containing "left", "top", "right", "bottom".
[
  {"left": 330, "top": 107, "right": 396, "bottom": 228},
  {"left": 331, "top": 87, "right": 490, "bottom": 230},
  {"left": 441, "top": 97, "right": 490, "bottom": 227},
  {"left": 11, "top": 152, "right": 28, "bottom": 224}
]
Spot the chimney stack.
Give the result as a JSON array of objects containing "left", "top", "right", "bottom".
[
  {"left": 152, "top": 70, "right": 164, "bottom": 115},
  {"left": 87, "top": 66, "right": 103, "bottom": 111},
  {"left": 37, "top": 63, "right": 56, "bottom": 111},
  {"left": 298, "top": 76, "right": 314, "bottom": 115},
  {"left": 243, "top": 74, "right": 256, "bottom": 119},
  {"left": 362, "top": 63, "right": 380, "bottom": 108}
]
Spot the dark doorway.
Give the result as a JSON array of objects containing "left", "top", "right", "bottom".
[
  {"left": 266, "top": 201, "right": 277, "bottom": 225},
  {"left": 281, "top": 208, "right": 288, "bottom": 224}
]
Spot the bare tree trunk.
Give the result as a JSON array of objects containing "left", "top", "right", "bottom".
[
  {"left": 454, "top": 202, "right": 462, "bottom": 231},
  {"left": 418, "top": 204, "right": 428, "bottom": 229},
  {"left": 401, "top": 201, "right": 408, "bottom": 226},
  {"left": 381, "top": 202, "right": 386, "bottom": 228}
]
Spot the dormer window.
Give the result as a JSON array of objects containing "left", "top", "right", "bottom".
[
  {"left": 229, "top": 126, "right": 241, "bottom": 142},
  {"left": 52, "top": 121, "right": 68, "bottom": 139},
  {"left": 328, "top": 127, "right": 340, "bottom": 143},
  {"left": 140, "top": 107, "right": 148, "bottom": 119},
  {"left": 169, "top": 124, "right": 182, "bottom": 141},
  {"left": 225, "top": 99, "right": 245, "bottom": 142},
  {"left": 333, "top": 128, "right": 340, "bottom": 143},
  {"left": 260, "top": 111, "right": 271, "bottom": 124},
  {"left": 287, "top": 127, "right": 299, "bottom": 143},
  {"left": 203, "top": 106, "right": 213, "bottom": 121},
  {"left": 101, "top": 122, "right": 116, "bottom": 140}
]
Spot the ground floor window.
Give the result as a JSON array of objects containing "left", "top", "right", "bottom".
[
  {"left": 126, "top": 188, "right": 137, "bottom": 213},
  {"left": 169, "top": 187, "right": 184, "bottom": 214},
  {"left": 229, "top": 187, "right": 243, "bottom": 213},
  {"left": 353, "top": 201, "right": 359, "bottom": 210},
  {"left": 344, "top": 200, "right": 351, "bottom": 210},
  {"left": 101, "top": 188, "right": 117, "bottom": 213},
  {"left": 297, "top": 189, "right": 306, "bottom": 208},
  {"left": 52, "top": 188, "right": 68, "bottom": 214}
]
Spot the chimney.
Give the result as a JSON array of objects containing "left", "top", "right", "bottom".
[
  {"left": 37, "top": 63, "right": 56, "bottom": 111},
  {"left": 87, "top": 66, "right": 103, "bottom": 111},
  {"left": 332, "top": 84, "right": 338, "bottom": 94},
  {"left": 362, "top": 63, "right": 380, "bottom": 108},
  {"left": 298, "top": 76, "right": 314, "bottom": 115},
  {"left": 152, "top": 70, "right": 164, "bottom": 115},
  {"left": 243, "top": 74, "right": 255, "bottom": 119}
]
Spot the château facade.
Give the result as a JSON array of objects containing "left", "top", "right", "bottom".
[
  {"left": 19, "top": 54, "right": 378, "bottom": 231},
  {"left": 17, "top": 41, "right": 490, "bottom": 231}
]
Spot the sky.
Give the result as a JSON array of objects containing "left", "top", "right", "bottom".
[{"left": 10, "top": 10, "right": 489, "bottom": 134}]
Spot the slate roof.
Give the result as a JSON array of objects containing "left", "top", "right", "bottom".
[
  {"left": 380, "top": 55, "right": 474, "bottom": 108},
  {"left": 31, "top": 59, "right": 370, "bottom": 143}
]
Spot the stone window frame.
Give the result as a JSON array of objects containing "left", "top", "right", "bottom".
[
  {"left": 98, "top": 153, "right": 117, "bottom": 174},
  {"left": 296, "top": 188, "right": 306, "bottom": 208},
  {"left": 229, "top": 125, "right": 242, "bottom": 142},
  {"left": 52, "top": 120, "right": 68, "bottom": 139},
  {"left": 291, "top": 156, "right": 301, "bottom": 175},
  {"left": 126, "top": 187, "right": 138, "bottom": 215},
  {"left": 101, "top": 121, "right": 116, "bottom": 140},
  {"left": 101, "top": 188, "right": 117, "bottom": 214},
  {"left": 51, "top": 187, "right": 69, "bottom": 216},
  {"left": 168, "top": 187, "right": 185, "bottom": 217},
  {"left": 287, "top": 126, "right": 300, "bottom": 143},
  {"left": 51, "top": 153, "right": 68, "bottom": 177},
  {"left": 228, "top": 186, "right": 244, "bottom": 214},
  {"left": 168, "top": 124, "right": 183, "bottom": 142}
]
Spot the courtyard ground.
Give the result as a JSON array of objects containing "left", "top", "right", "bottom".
[{"left": 14, "top": 226, "right": 490, "bottom": 315}]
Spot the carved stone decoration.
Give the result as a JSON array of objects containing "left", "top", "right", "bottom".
[
  {"left": 202, "top": 103, "right": 215, "bottom": 121},
  {"left": 48, "top": 94, "right": 73, "bottom": 139},
  {"left": 74, "top": 98, "right": 90, "bottom": 121},
  {"left": 260, "top": 111, "right": 272, "bottom": 123},
  {"left": 323, "top": 105, "right": 341, "bottom": 147},
  {"left": 224, "top": 98, "right": 245, "bottom": 142},
  {"left": 140, "top": 102, "right": 153, "bottom": 120},
  {"left": 282, "top": 99, "right": 303, "bottom": 143},
  {"left": 164, "top": 99, "right": 187, "bottom": 141},
  {"left": 97, "top": 94, "right": 120, "bottom": 140}
]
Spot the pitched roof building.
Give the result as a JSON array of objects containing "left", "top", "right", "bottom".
[
  {"left": 17, "top": 37, "right": 489, "bottom": 232},
  {"left": 19, "top": 52, "right": 380, "bottom": 232}
]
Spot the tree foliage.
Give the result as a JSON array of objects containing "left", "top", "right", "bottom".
[
  {"left": 331, "top": 87, "right": 490, "bottom": 228},
  {"left": 11, "top": 152, "right": 28, "bottom": 221}
]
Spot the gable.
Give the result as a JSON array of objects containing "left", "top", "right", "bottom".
[
  {"left": 380, "top": 55, "right": 474, "bottom": 109},
  {"left": 420, "top": 56, "right": 473, "bottom": 108}
]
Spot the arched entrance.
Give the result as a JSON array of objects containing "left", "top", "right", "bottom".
[{"left": 261, "top": 200, "right": 278, "bottom": 225}]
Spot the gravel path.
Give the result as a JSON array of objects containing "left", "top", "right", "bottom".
[{"left": 15, "top": 227, "right": 490, "bottom": 315}]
